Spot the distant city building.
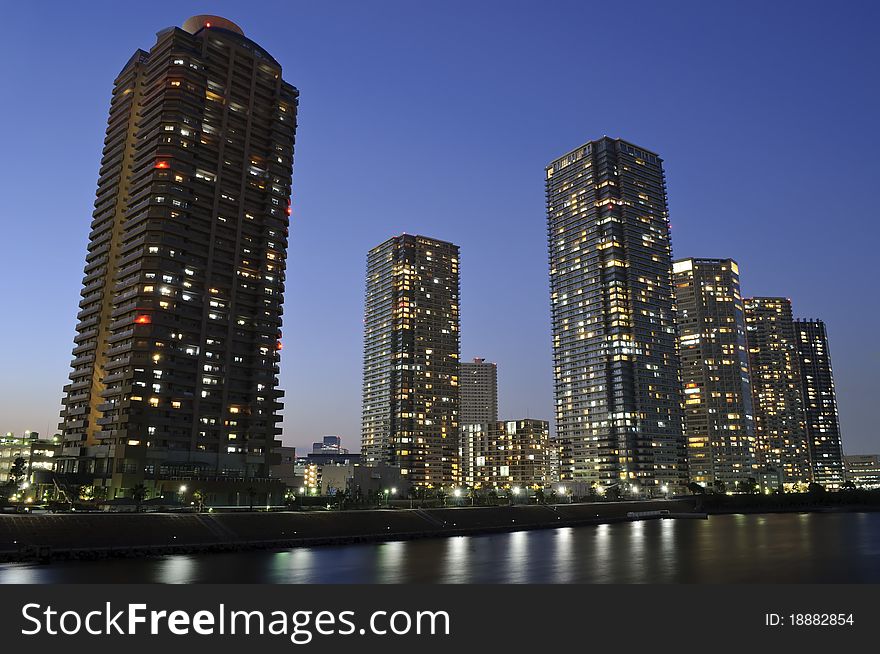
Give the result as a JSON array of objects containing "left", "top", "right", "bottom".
[
  {"left": 496, "top": 419, "right": 551, "bottom": 488},
  {"left": 361, "top": 234, "right": 461, "bottom": 487},
  {"left": 795, "top": 320, "right": 845, "bottom": 488},
  {"left": 312, "top": 435, "right": 348, "bottom": 455},
  {"left": 305, "top": 452, "right": 362, "bottom": 466},
  {"left": 460, "top": 358, "right": 498, "bottom": 425},
  {"left": 55, "top": 15, "right": 297, "bottom": 504},
  {"left": 546, "top": 137, "right": 686, "bottom": 495},
  {"left": 744, "top": 298, "right": 812, "bottom": 487},
  {"left": 844, "top": 455, "right": 880, "bottom": 489},
  {"left": 673, "top": 258, "right": 757, "bottom": 490}
]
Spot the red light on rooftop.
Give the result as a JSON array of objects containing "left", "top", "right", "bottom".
[
  {"left": 155, "top": 160, "right": 170, "bottom": 169},
  {"left": 135, "top": 315, "right": 152, "bottom": 325},
  {"left": 205, "top": 22, "right": 212, "bottom": 28}
]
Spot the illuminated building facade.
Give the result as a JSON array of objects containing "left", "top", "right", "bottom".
[
  {"left": 673, "top": 258, "right": 757, "bottom": 490},
  {"left": 546, "top": 137, "right": 686, "bottom": 495},
  {"left": 362, "top": 234, "right": 461, "bottom": 487},
  {"left": 0, "top": 431, "right": 58, "bottom": 484},
  {"left": 496, "top": 419, "right": 551, "bottom": 488},
  {"left": 844, "top": 455, "right": 880, "bottom": 489},
  {"left": 312, "top": 435, "right": 348, "bottom": 454},
  {"left": 57, "top": 15, "right": 297, "bottom": 500},
  {"left": 744, "top": 298, "right": 811, "bottom": 486},
  {"left": 795, "top": 319, "right": 845, "bottom": 488},
  {"left": 460, "top": 358, "right": 498, "bottom": 425},
  {"left": 459, "top": 420, "right": 551, "bottom": 489},
  {"left": 459, "top": 423, "right": 499, "bottom": 488}
]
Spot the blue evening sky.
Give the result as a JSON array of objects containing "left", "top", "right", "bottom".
[{"left": 0, "top": 0, "right": 877, "bottom": 454}]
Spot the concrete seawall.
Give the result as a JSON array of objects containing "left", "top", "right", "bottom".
[{"left": 0, "top": 499, "right": 698, "bottom": 562}]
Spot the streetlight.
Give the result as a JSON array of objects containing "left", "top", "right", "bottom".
[{"left": 557, "top": 486, "right": 570, "bottom": 504}]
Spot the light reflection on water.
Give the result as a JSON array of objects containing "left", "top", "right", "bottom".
[
  {"left": 552, "top": 527, "right": 575, "bottom": 584},
  {"left": 3, "top": 512, "right": 880, "bottom": 584}
]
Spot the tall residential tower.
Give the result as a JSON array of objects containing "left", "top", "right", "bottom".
[
  {"left": 58, "top": 16, "right": 297, "bottom": 500},
  {"left": 795, "top": 319, "right": 845, "bottom": 488},
  {"left": 744, "top": 298, "right": 811, "bottom": 487},
  {"left": 460, "top": 358, "right": 498, "bottom": 425},
  {"left": 546, "top": 137, "right": 686, "bottom": 495},
  {"left": 362, "top": 235, "right": 461, "bottom": 487},
  {"left": 673, "top": 258, "right": 756, "bottom": 490}
]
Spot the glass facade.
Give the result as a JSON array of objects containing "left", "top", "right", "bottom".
[
  {"left": 795, "top": 319, "right": 845, "bottom": 488},
  {"left": 362, "top": 234, "right": 461, "bottom": 487},
  {"left": 546, "top": 137, "right": 686, "bottom": 495},
  {"left": 744, "top": 298, "right": 811, "bottom": 487},
  {"left": 673, "top": 258, "right": 756, "bottom": 490}
]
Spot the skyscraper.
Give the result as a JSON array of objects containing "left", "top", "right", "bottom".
[
  {"left": 795, "top": 319, "right": 845, "bottom": 488},
  {"left": 460, "top": 357, "right": 498, "bottom": 425},
  {"left": 546, "top": 137, "right": 685, "bottom": 495},
  {"left": 744, "top": 298, "right": 811, "bottom": 487},
  {"left": 362, "top": 234, "right": 461, "bottom": 488},
  {"left": 673, "top": 258, "right": 757, "bottom": 490},
  {"left": 57, "top": 16, "right": 297, "bottom": 501}
]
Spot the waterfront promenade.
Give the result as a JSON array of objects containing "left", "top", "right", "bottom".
[{"left": 0, "top": 500, "right": 697, "bottom": 562}]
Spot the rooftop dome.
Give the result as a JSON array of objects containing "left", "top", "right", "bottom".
[{"left": 182, "top": 15, "right": 244, "bottom": 36}]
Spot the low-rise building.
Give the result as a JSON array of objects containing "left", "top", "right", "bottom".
[
  {"left": 844, "top": 455, "right": 880, "bottom": 489},
  {"left": 1, "top": 431, "right": 60, "bottom": 502}
]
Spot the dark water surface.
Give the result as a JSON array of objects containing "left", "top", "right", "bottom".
[{"left": 3, "top": 512, "right": 879, "bottom": 583}]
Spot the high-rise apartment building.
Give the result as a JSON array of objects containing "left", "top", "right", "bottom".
[
  {"left": 673, "top": 258, "right": 757, "bottom": 490},
  {"left": 744, "top": 298, "right": 811, "bottom": 487},
  {"left": 496, "top": 419, "right": 551, "bottom": 488},
  {"left": 362, "top": 234, "right": 461, "bottom": 487},
  {"left": 795, "top": 319, "right": 845, "bottom": 488},
  {"left": 459, "top": 423, "right": 498, "bottom": 489},
  {"left": 460, "top": 357, "right": 498, "bottom": 425},
  {"left": 57, "top": 16, "right": 297, "bottom": 501},
  {"left": 459, "top": 419, "right": 551, "bottom": 489},
  {"left": 546, "top": 137, "right": 686, "bottom": 495}
]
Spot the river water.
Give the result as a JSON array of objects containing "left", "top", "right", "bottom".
[{"left": 2, "top": 512, "right": 879, "bottom": 583}]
